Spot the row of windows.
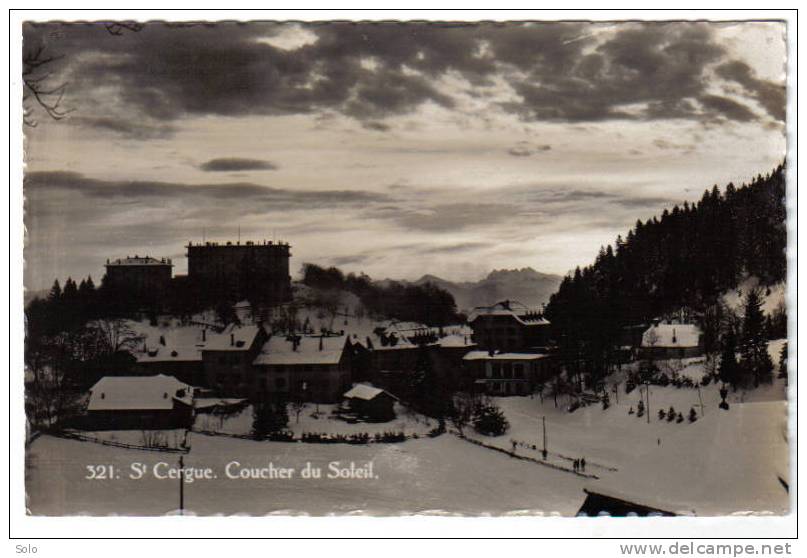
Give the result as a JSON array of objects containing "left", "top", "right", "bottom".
[
  {"left": 487, "top": 362, "right": 527, "bottom": 379},
  {"left": 487, "top": 381, "right": 528, "bottom": 395}
]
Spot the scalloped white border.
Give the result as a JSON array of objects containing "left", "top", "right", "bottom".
[{"left": 4, "top": 5, "right": 800, "bottom": 546}]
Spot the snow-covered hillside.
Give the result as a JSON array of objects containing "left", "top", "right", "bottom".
[{"left": 721, "top": 276, "right": 786, "bottom": 316}]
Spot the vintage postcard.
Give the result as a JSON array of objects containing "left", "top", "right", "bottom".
[{"left": 20, "top": 17, "right": 791, "bottom": 520}]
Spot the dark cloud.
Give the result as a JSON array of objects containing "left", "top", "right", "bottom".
[
  {"left": 199, "top": 158, "right": 279, "bottom": 172},
  {"left": 507, "top": 141, "right": 552, "bottom": 157},
  {"left": 361, "top": 120, "right": 391, "bottom": 132},
  {"left": 423, "top": 241, "right": 493, "bottom": 254},
  {"left": 22, "top": 21, "right": 784, "bottom": 126},
  {"left": 699, "top": 94, "right": 757, "bottom": 122},
  {"left": 370, "top": 202, "right": 517, "bottom": 232},
  {"left": 715, "top": 60, "right": 786, "bottom": 121},
  {"left": 329, "top": 254, "right": 371, "bottom": 266},
  {"left": 70, "top": 116, "right": 177, "bottom": 139},
  {"left": 653, "top": 138, "right": 695, "bottom": 151},
  {"left": 24, "top": 171, "right": 390, "bottom": 208}
]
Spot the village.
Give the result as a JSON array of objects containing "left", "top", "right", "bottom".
[{"left": 24, "top": 236, "right": 790, "bottom": 517}]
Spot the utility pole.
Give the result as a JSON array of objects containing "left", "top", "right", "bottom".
[
  {"left": 178, "top": 455, "right": 185, "bottom": 515},
  {"left": 697, "top": 385, "right": 705, "bottom": 417},
  {"left": 541, "top": 416, "right": 548, "bottom": 460}
]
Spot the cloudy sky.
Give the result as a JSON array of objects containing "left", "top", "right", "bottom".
[{"left": 23, "top": 20, "right": 787, "bottom": 291}]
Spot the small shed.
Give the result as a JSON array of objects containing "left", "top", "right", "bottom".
[
  {"left": 343, "top": 384, "right": 398, "bottom": 422},
  {"left": 640, "top": 323, "right": 703, "bottom": 359}
]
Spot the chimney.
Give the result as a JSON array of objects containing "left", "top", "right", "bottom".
[
  {"left": 672, "top": 328, "right": 677, "bottom": 344},
  {"left": 159, "top": 335, "right": 165, "bottom": 346},
  {"left": 230, "top": 333, "right": 235, "bottom": 347},
  {"left": 319, "top": 336, "right": 324, "bottom": 351},
  {"left": 202, "top": 329, "right": 206, "bottom": 342}
]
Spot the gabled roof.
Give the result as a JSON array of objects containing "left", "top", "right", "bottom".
[
  {"left": 343, "top": 383, "right": 398, "bottom": 401},
  {"left": 137, "top": 346, "right": 203, "bottom": 363},
  {"left": 467, "top": 300, "right": 550, "bottom": 326},
  {"left": 204, "top": 324, "right": 263, "bottom": 351},
  {"left": 87, "top": 374, "right": 192, "bottom": 411},
  {"left": 463, "top": 350, "right": 549, "bottom": 361},
  {"left": 135, "top": 326, "right": 207, "bottom": 363},
  {"left": 642, "top": 323, "right": 702, "bottom": 348},
  {"left": 253, "top": 334, "right": 348, "bottom": 366}
]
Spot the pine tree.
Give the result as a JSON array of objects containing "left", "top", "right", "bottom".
[
  {"left": 740, "top": 288, "right": 774, "bottom": 386},
  {"left": 778, "top": 342, "right": 788, "bottom": 382},
  {"left": 251, "top": 397, "right": 289, "bottom": 439},
  {"left": 47, "top": 279, "right": 62, "bottom": 302}
]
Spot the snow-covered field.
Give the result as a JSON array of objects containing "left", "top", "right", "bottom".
[
  {"left": 26, "top": 433, "right": 586, "bottom": 516},
  {"left": 67, "top": 429, "right": 188, "bottom": 449},
  {"left": 194, "top": 403, "right": 436, "bottom": 438}
]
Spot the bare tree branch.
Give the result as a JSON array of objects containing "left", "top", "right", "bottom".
[{"left": 23, "top": 22, "right": 143, "bottom": 126}]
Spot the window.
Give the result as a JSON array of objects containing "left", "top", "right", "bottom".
[
  {"left": 514, "top": 364, "right": 524, "bottom": 378},
  {"left": 491, "top": 363, "right": 501, "bottom": 378},
  {"left": 503, "top": 363, "right": 513, "bottom": 378}
]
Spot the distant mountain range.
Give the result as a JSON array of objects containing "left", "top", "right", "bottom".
[{"left": 413, "top": 268, "right": 563, "bottom": 313}]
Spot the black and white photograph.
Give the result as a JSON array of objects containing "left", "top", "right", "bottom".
[{"left": 16, "top": 12, "right": 794, "bottom": 525}]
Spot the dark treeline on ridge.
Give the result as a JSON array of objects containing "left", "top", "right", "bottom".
[
  {"left": 300, "top": 264, "right": 462, "bottom": 326},
  {"left": 545, "top": 163, "right": 787, "bottom": 383}
]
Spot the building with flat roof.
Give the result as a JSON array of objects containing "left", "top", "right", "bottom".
[
  {"left": 186, "top": 240, "right": 292, "bottom": 305},
  {"left": 103, "top": 255, "right": 173, "bottom": 300}
]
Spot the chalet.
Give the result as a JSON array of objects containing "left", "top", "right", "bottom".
[
  {"left": 468, "top": 300, "right": 551, "bottom": 352},
  {"left": 463, "top": 350, "right": 555, "bottom": 396},
  {"left": 201, "top": 324, "right": 269, "bottom": 397},
  {"left": 367, "top": 323, "right": 476, "bottom": 394},
  {"left": 135, "top": 326, "right": 207, "bottom": 386},
  {"left": 252, "top": 334, "right": 354, "bottom": 403},
  {"left": 85, "top": 374, "right": 194, "bottom": 430},
  {"left": 343, "top": 383, "right": 398, "bottom": 422},
  {"left": 640, "top": 322, "right": 704, "bottom": 359}
]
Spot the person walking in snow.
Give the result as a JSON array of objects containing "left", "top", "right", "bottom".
[{"left": 581, "top": 457, "right": 586, "bottom": 472}]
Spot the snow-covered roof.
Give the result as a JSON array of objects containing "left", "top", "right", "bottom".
[
  {"left": 588, "top": 401, "right": 789, "bottom": 516},
  {"left": 343, "top": 383, "right": 397, "bottom": 401},
  {"left": 642, "top": 323, "right": 702, "bottom": 348},
  {"left": 463, "top": 350, "right": 549, "bottom": 361},
  {"left": 137, "top": 346, "right": 203, "bottom": 363},
  {"left": 253, "top": 335, "right": 348, "bottom": 366},
  {"left": 135, "top": 325, "right": 208, "bottom": 363},
  {"left": 435, "top": 333, "right": 476, "bottom": 348},
  {"left": 106, "top": 256, "right": 172, "bottom": 266},
  {"left": 467, "top": 300, "right": 550, "bottom": 326},
  {"left": 194, "top": 397, "right": 247, "bottom": 410},
  {"left": 204, "top": 324, "right": 263, "bottom": 351},
  {"left": 88, "top": 374, "right": 192, "bottom": 411}
]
